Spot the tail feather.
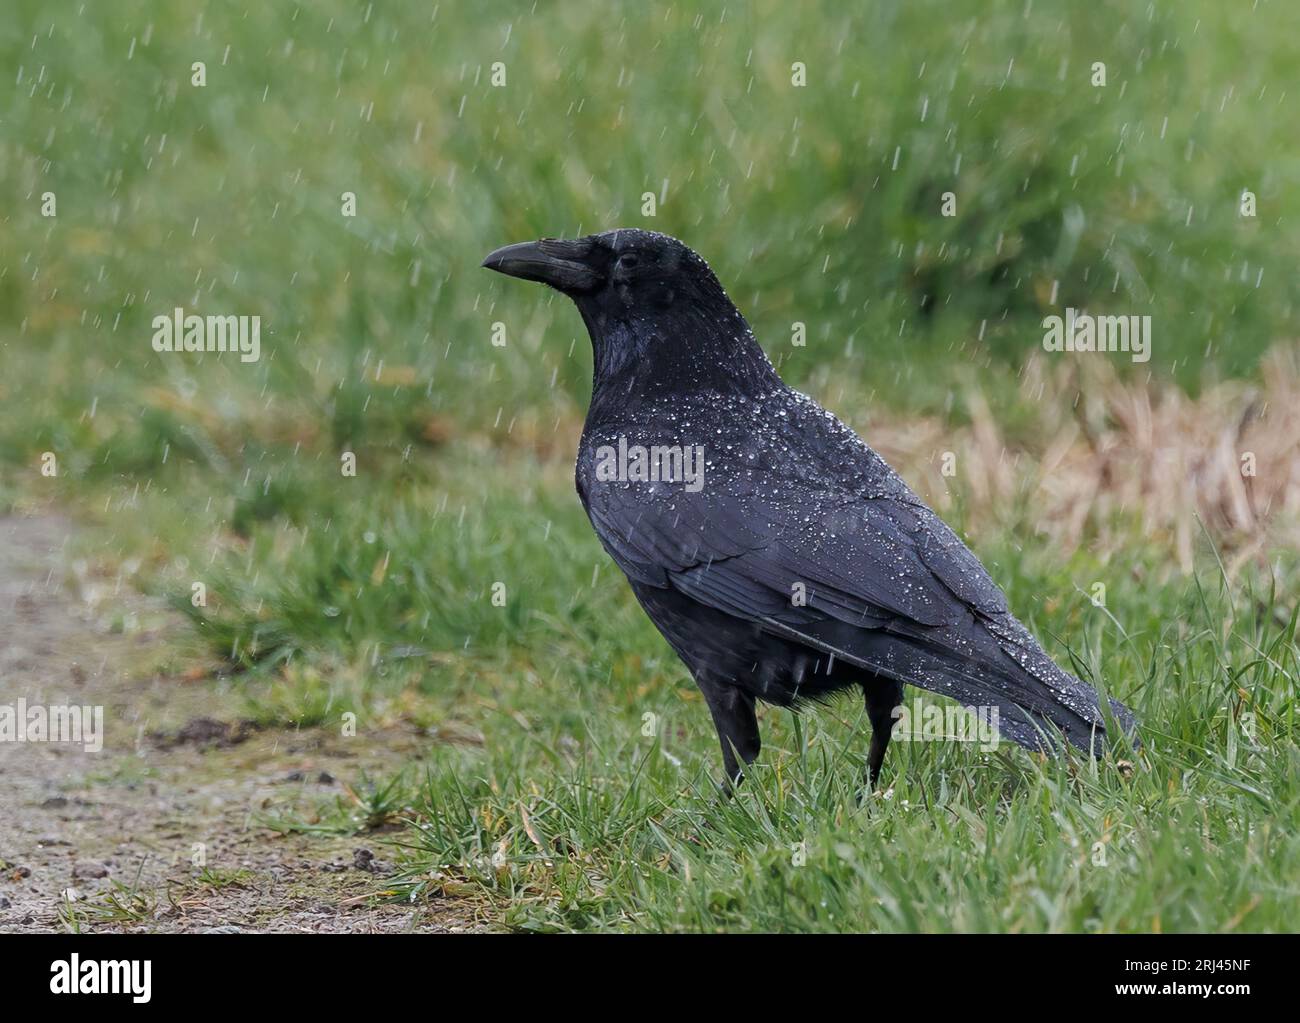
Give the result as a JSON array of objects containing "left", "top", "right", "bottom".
[{"left": 765, "top": 611, "right": 1139, "bottom": 755}]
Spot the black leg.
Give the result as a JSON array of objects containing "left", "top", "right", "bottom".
[
  {"left": 698, "top": 678, "right": 761, "bottom": 790},
  {"left": 864, "top": 677, "right": 905, "bottom": 788}
]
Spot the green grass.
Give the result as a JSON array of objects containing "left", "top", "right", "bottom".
[
  {"left": 2, "top": 0, "right": 1298, "bottom": 932},
  {"left": 261, "top": 770, "right": 415, "bottom": 838},
  {"left": 412, "top": 533, "right": 1287, "bottom": 931},
  {"left": 59, "top": 864, "right": 156, "bottom": 932},
  {"left": 389, "top": 547, "right": 1299, "bottom": 933}
]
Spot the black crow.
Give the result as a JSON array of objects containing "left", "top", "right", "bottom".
[{"left": 483, "top": 229, "right": 1137, "bottom": 789}]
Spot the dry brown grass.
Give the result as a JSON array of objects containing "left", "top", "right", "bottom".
[{"left": 864, "top": 347, "right": 1300, "bottom": 574}]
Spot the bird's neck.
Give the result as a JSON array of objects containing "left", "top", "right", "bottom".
[{"left": 580, "top": 302, "right": 782, "bottom": 416}]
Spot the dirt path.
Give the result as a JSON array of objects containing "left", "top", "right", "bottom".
[{"left": 0, "top": 514, "right": 478, "bottom": 933}]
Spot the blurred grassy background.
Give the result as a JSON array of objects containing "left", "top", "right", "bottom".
[
  {"left": 4, "top": 0, "right": 1297, "bottom": 463},
  {"left": 2, "top": 0, "right": 1298, "bottom": 931}
]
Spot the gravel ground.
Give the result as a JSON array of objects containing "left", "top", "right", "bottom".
[{"left": 0, "top": 513, "right": 480, "bottom": 933}]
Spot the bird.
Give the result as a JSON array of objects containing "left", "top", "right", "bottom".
[{"left": 482, "top": 228, "right": 1137, "bottom": 790}]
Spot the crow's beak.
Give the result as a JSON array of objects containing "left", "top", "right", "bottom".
[{"left": 481, "top": 238, "right": 601, "bottom": 293}]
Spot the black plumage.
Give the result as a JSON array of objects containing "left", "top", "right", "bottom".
[{"left": 483, "top": 229, "right": 1137, "bottom": 788}]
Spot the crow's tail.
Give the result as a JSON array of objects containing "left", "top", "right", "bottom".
[{"left": 770, "top": 611, "right": 1139, "bottom": 755}]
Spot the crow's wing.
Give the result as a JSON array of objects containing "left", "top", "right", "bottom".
[{"left": 582, "top": 474, "right": 1132, "bottom": 754}]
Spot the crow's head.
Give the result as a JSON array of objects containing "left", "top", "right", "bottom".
[
  {"left": 482, "top": 228, "right": 731, "bottom": 314},
  {"left": 482, "top": 228, "right": 774, "bottom": 392}
]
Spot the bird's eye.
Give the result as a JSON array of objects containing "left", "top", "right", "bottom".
[{"left": 617, "top": 253, "right": 640, "bottom": 270}]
